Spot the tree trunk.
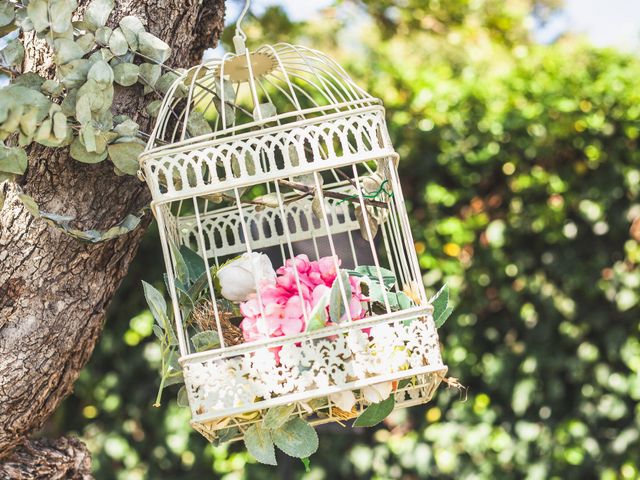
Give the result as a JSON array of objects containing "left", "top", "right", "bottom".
[{"left": 0, "top": 0, "right": 226, "bottom": 476}]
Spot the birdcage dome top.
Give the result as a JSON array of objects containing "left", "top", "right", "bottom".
[
  {"left": 144, "top": 43, "right": 380, "bottom": 150},
  {"left": 139, "top": 42, "right": 394, "bottom": 205}
]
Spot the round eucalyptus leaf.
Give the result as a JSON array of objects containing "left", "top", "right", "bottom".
[
  {"left": 113, "top": 118, "right": 139, "bottom": 137},
  {"left": 49, "top": 0, "right": 74, "bottom": 33},
  {"left": 0, "top": 145, "right": 27, "bottom": 175},
  {"left": 53, "top": 38, "right": 85, "bottom": 65},
  {"left": 70, "top": 135, "right": 108, "bottom": 163},
  {"left": 95, "top": 26, "right": 112, "bottom": 46},
  {"left": 19, "top": 108, "right": 38, "bottom": 137},
  {"left": 58, "top": 59, "right": 92, "bottom": 89},
  {"left": 119, "top": 15, "right": 145, "bottom": 51},
  {"left": 1, "top": 38, "right": 24, "bottom": 67},
  {"left": 0, "top": 1, "right": 14, "bottom": 28},
  {"left": 84, "top": 0, "right": 114, "bottom": 30},
  {"left": 108, "top": 141, "right": 144, "bottom": 176},
  {"left": 76, "top": 33, "right": 95, "bottom": 54},
  {"left": 138, "top": 31, "right": 171, "bottom": 63},
  {"left": 108, "top": 27, "right": 128, "bottom": 56},
  {"left": 139, "top": 63, "right": 161, "bottom": 88},
  {"left": 26, "top": 0, "right": 49, "bottom": 33},
  {"left": 112, "top": 62, "right": 139, "bottom": 86},
  {"left": 146, "top": 99, "right": 162, "bottom": 117},
  {"left": 88, "top": 60, "right": 114, "bottom": 85},
  {"left": 52, "top": 112, "right": 68, "bottom": 140}
]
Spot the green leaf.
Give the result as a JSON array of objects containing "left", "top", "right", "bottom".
[
  {"left": 353, "top": 395, "right": 395, "bottom": 427},
  {"left": 272, "top": 417, "right": 319, "bottom": 459},
  {"left": 350, "top": 265, "right": 396, "bottom": 289},
  {"left": 53, "top": 38, "right": 85, "bottom": 65},
  {"left": 1, "top": 38, "right": 24, "bottom": 67},
  {"left": 244, "top": 424, "right": 277, "bottom": 466},
  {"left": 191, "top": 331, "right": 220, "bottom": 352},
  {"left": 164, "top": 371, "right": 184, "bottom": 387},
  {"left": 88, "top": 60, "right": 114, "bottom": 85},
  {"left": 19, "top": 108, "right": 38, "bottom": 137},
  {"left": 186, "top": 110, "right": 212, "bottom": 138},
  {"left": 139, "top": 62, "right": 161, "bottom": 88},
  {"left": 156, "top": 71, "right": 179, "bottom": 95},
  {"left": 112, "top": 62, "right": 139, "bottom": 86},
  {"left": 0, "top": 145, "right": 27, "bottom": 175},
  {"left": 430, "top": 284, "right": 453, "bottom": 327},
  {"left": 306, "top": 290, "right": 329, "bottom": 332},
  {"left": 146, "top": 99, "right": 162, "bottom": 117},
  {"left": 213, "top": 78, "right": 235, "bottom": 127},
  {"left": 179, "top": 245, "right": 205, "bottom": 280},
  {"left": 58, "top": 59, "right": 92, "bottom": 89},
  {"left": 84, "top": 0, "right": 114, "bottom": 29},
  {"left": 52, "top": 112, "right": 67, "bottom": 140},
  {"left": 27, "top": 0, "right": 49, "bottom": 33},
  {"left": 0, "top": 1, "right": 14, "bottom": 28},
  {"left": 252, "top": 102, "right": 277, "bottom": 120},
  {"left": 387, "top": 291, "right": 413, "bottom": 311},
  {"left": 263, "top": 403, "right": 296, "bottom": 430},
  {"left": 113, "top": 118, "right": 138, "bottom": 137},
  {"left": 42, "top": 79, "right": 63, "bottom": 96},
  {"left": 329, "top": 270, "right": 351, "bottom": 323},
  {"left": 34, "top": 118, "right": 52, "bottom": 144},
  {"left": 169, "top": 240, "right": 189, "bottom": 285},
  {"left": 70, "top": 135, "right": 107, "bottom": 163},
  {"left": 13, "top": 73, "right": 45, "bottom": 90},
  {"left": 95, "top": 26, "right": 112, "bottom": 46},
  {"left": 108, "top": 27, "right": 128, "bottom": 56},
  {"left": 177, "top": 386, "right": 189, "bottom": 407},
  {"left": 142, "top": 281, "right": 168, "bottom": 328},
  {"left": 76, "top": 33, "right": 96, "bottom": 54},
  {"left": 49, "top": 0, "right": 75, "bottom": 33},
  {"left": 118, "top": 16, "right": 145, "bottom": 51},
  {"left": 17, "top": 193, "right": 40, "bottom": 217},
  {"left": 138, "top": 31, "right": 171, "bottom": 63},
  {"left": 107, "top": 141, "right": 143, "bottom": 176}
]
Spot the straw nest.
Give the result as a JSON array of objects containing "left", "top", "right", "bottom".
[{"left": 192, "top": 300, "right": 245, "bottom": 346}]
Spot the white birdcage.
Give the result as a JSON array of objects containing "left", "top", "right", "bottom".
[{"left": 139, "top": 13, "right": 447, "bottom": 444}]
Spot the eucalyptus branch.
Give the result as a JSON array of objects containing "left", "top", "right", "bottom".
[
  {"left": 0, "top": 65, "right": 20, "bottom": 77},
  {"left": 277, "top": 179, "right": 389, "bottom": 209},
  {"left": 132, "top": 50, "right": 254, "bottom": 118}
]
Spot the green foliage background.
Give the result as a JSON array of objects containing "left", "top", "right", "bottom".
[{"left": 54, "top": 1, "right": 640, "bottom": 478}]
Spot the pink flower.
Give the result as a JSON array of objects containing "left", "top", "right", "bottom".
[{"left": 239, "top": 255, "right": 370, "bottom": 345}]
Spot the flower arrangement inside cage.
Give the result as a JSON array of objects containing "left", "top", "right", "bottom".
[{"left": 139, "top": 37, "right": 453, "bottom": 464}]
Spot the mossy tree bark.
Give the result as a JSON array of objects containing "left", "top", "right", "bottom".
[{"left": 0, "top": 1, "right": 226, "bottom": 477}]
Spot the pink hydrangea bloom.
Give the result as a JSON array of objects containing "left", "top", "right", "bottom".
[{"left": 239, "top": 254, "right": 369, "bottom": 344}]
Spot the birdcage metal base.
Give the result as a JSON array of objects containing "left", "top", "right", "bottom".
[
  {"left": 191, "top": 369, "right": 446, "bottom": 444},
  {"left": 181, "top": 307, "right": 446, "bottom": 445}
]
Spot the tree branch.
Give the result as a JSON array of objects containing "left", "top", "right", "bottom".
[{"left": 0, "top": 436, "right": 93, "bottom": 480}]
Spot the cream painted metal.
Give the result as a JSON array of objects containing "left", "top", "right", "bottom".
[{"left": 139, "top": 37, "right": 446, "bottom": 443}]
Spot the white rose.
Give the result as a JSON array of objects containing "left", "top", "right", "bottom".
[
  {"left": 329, "top": 390, "right": 357, "bottom": 412},
  {"left": 217, "top": 252, "right": 276, "bottom": 302},
  {"left": 362, "top": 381, "right": 393, "bottom": 404}
]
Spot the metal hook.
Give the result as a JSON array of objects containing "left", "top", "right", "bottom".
[{"left": 233, "top": 0, "right": 251, "bottom": 54}]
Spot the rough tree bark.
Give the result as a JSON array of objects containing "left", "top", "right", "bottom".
[{"left": 0, "top": 0, "right": 226, "bottom": 477}]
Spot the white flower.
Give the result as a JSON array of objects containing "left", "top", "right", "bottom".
[
  {"left": 217, "top": 252, "right": 276, "bottom": 302},
  {"left": 362, "top": 381, "right": 393, "bottom": 404},
  {"left": 329, "top": 390, "right": 357, "bottom": 412}
]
